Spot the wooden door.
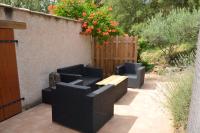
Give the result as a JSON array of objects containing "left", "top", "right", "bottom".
[{"left": 0, "top": 28, "right": 22, "bottom": 121}]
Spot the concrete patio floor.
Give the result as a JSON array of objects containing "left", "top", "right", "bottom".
[{"left": 0, "top": 75, "right": 173, "bottom": 133}]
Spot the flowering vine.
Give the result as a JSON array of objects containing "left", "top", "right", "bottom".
[{"left": 48, "top": 0, "right": 123, "bottom": 44}]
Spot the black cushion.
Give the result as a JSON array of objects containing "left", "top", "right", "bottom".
[
  {"left": 57, "top": 64, "right": 84, "bottom": 75},
  {"left": 125, "top": 63, "right": 136, "bottom": 74},
  {"left": 81, "top": 77, "right": 101, "bottom": 86},
  {"left": 57, "top": 64, "right": 103, "bottom": 88}
]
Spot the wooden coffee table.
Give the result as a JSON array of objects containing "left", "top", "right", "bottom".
[{"left": 96, "top": 75, "right": 128, "bottom": 102}]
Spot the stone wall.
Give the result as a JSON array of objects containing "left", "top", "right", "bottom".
[{"left": 0, "top": 4, "right": 92, "bottom": 109}]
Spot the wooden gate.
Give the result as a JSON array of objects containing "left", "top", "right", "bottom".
[
  {"left": 0, "top": 20, "right": 26, "bottom": 122},
  {"left": 92, "top": 36, "right": 138, "bottom": 77}
]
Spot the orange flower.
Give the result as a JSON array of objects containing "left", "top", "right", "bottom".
[
  {"left": 48, "top": 5, "right": 57, "bottom": 11},
  {"left": 90, "top": 13, "right": 95, "bottom": 17},
  {"left": 48, "top": 5, "right": 57, "bottom": 14},
  {"left": 108, "top": 7, "right": 113, "bottom": 11},
  {"left": 112, "top": 29, "right": 117, "bottom": 32},
  {"left": 86, "top": 28, "right": 92, "bottom": 34},
  {"left": 108, "top": 29, "right": 112, "bottom": 33},
  {"left": 110, "top": 21, "right": 119, "bottom": 27},
  {"left": 82, "top": 12, "right": 87, "bottom": 17},
  {"left": 104, "top": 41, "right": 109, "bottom": 45},
  {"left": 82, "top": 22, "right": 88, "bottom": 28},
  {"left": 88, "top": 26, "right": 94, "bottom": 30},
  {"left": 93, "top": 21, "right": 98, "bottom": 25},
  {"left": 88, "top": 13, "right": 95, "bottom": 19},
  {"left": 103, "top": 32, "right": 109, "bottom": 36},
  {"left": 97, "top": 28, "right": 101, "bottom": 33}
]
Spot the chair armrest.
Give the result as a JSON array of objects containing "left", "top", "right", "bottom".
[
  {"left": 59, "top": 73, "right": 82, "bottom": 83},
  {"left": 87, "top": 84, "right": 114, "bottom": 97},
  {"left": 115, "top": 64, "right": 125, "bottom": 75},
  {"left": 69, "top": 79, "right": 83, "bottom": 85},
  {"left": 85, "top": 84, "right": 114, "bottom": 132},
  {"left": 136, "top": 66, "right": 145, "bottom": 83},
  {"left": 84, "top": 67, "right": 103, "bottom": 78}
]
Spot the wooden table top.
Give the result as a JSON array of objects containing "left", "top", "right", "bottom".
[{"left": 96, "top": 75, "right": 128, "bottom": 86}]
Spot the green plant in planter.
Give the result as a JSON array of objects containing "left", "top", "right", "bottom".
[{"left": 48, "top": 0, "right": 123, "bottom": 44}]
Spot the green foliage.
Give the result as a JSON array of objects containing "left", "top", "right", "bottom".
[
  {"left": 51, "top": 0, "right": 122, "bottom": 44},
  {"left": 163, "top": 67, "right": 193, "bottom": 129},
  {"left": 140, "top": 60, "right": 155, "bottom": 72},
  {"left": 137, "top": 37, "right": 156, "bottom": 71},
  {"left": 140, "top": 48, "right": 164, "bottom": 64},
  {"left": 104, "top": 0, "right": 160, "bottom": 32},
  {"left": 141, "top": 8, "right": 200, "bottom": 63},
  {"left": 104, "top": 0, "right": 200, "bottom": 33},
  {"left": 0, "top": 0, "right": 51, "bottom": 13},
  {"left": 130, "top": 23, "right": 147, "bottom": 35}
]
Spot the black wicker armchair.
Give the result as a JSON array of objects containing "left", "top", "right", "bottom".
[
  {"left": 52, "top": 82, "right": 114, "bottom": 133},
  {"left": 57, "top": 64, "right": 103, "bottom": 89},
  {"left": 116, "top": 63, "right": 145, "bottom": 88}
]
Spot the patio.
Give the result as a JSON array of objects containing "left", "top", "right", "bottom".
[{"left": 0, "top": 75, "right": 173, "bottom": 133}]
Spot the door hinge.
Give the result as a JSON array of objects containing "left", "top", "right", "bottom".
[
  {"left": 0, "top": 40, "right": 18, "bottom": 45},
  {"left": 0, "top": 97, "right": 25, "bottom": 110}
]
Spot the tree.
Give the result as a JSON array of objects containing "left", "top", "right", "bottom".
[
  {"left": 104, "top": 0, "right": 157, "bottom": 32},
  {"left": 0, "top": 0, "right": 51, "bottom": 13},
  {"left": 103, "top": 0, "right": 200, "bottom": 33},
  {"left": 141, "top": 8, "right": 200, "bottom": 63}
]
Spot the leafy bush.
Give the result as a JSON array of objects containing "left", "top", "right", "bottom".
[
  {"left": 0, "top": 0, "right": 51, "bottom": 13},
  {"left": 141, "top": 8, "right": 200, "bottom": 63},
  {"left": 140, "top": 60, "right": 155, "bottom": 72},
  {"left": 49, "top": 0, "right": 122, "bottom": 44},
  {"left": 140, "top": 48, "right": 164, "bottom": 64},
  {"left": 129, "top": 22, "right": 147, "bottom": 35},
  {"left": 137, "top": 38, "right": 156, "bottom": 71}
]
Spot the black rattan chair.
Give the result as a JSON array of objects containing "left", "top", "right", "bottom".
[
  {"left": 52, "top": 82, "right": 114, "bottom": 133},
  {"left": 57, "top": 64, "right": 103, "bottom": 89},
  {"left": 116, "top": 63, "right": 145, "bottom": 88}
]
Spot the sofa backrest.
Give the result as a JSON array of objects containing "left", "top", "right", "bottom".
[
  {"left": 57, "top": 64, "right": 84, "bottom": 75},
  {"left": 125, "top": 63, "right": 136, "bottom": 74},
  {"left": 125, "top": 63, "right": 142, "bottom": 74},
  {"left": 53, "top": 82, "right": 92, "bottom": 130}
]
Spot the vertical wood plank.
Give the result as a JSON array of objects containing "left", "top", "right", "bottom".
[
  {"left": 92, "top": 36, "right": 138, "bottom": 77},
  {"left": 0, "top": 28, "right": 22, "bottom": 121}
]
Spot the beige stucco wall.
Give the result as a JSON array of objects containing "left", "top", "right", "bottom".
[{"left": 0, "top": 4, "right": 92, "bottom": 109}]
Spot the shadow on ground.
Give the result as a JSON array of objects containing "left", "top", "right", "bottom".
[{"left": 99, "top": 115, "right": 137, "bottom": 133}]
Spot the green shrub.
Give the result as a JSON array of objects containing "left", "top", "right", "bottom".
[
  {"left": 141, "top": 8, "right": 200, "bottom": 63},
  {"left": 140, "top": 61, "right": 155, "bottom": 72},
  {"left": 140, "top": 48, "right": 164, "bottom": 64}
]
